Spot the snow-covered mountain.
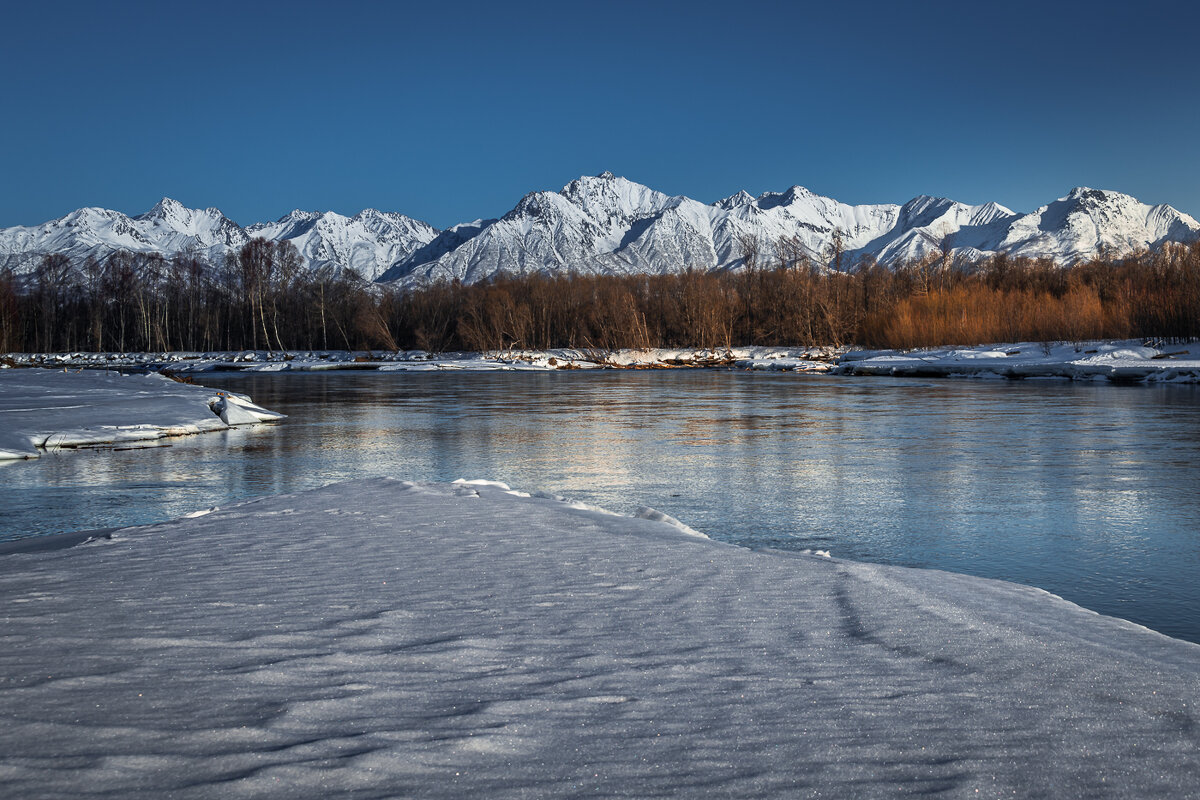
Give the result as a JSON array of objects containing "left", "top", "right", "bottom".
[
  {"left": 0, "top": 198, "right": 247, "bottom": 273},
  {"left": 0, "top": 199, "right": 438, "bottom": 281},
  {"left": 246, "top": 208, "right": 438, "bottom": 281},
  {"left": 3, "top": 177, "right": 1197, "bottom": 285},
  {"left": 378, "top": 174, "right": 1200, "bottom": 285}
]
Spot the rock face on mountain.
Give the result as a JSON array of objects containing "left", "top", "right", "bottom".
[{"left": 3, "top": 176, "right": 1197, "bottom": 285}]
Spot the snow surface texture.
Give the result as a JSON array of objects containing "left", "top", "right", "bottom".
[
  {"left": 838, "top": 340, "right": 1200, "bottom": 383},
  {"left": 3, "top": 175, "right": 1197, "bottom": 284},
  {"left": 1, "top": 478, "right": 1198, "bottom": 798},
  {"left": 0, "top": 369, "right": 284, "bottom": 460}
]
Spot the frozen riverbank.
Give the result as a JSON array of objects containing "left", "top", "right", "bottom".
[
  {"left": 837, "top": 340, "right": 1200, "bottom": 382},
  {"left": 8, "top": 338, "right": 1200, "bottom": 382},
  {"left": 0, "top": 369, "right": 283, "bottom": 460},
  {"left": 1, "top": 479, "right": 1197, "bottom": 798},
  {"left": 4, "top": 346, "right": 837, "bottom": 373}
]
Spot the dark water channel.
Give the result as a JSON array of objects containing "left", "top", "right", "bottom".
[{"left": 4, "top": 370, "right": 1200, "bottom": 644}]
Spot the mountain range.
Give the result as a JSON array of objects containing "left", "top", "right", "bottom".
[{"left": 3, "top": 174, "right": 1197, "bottom": 285}]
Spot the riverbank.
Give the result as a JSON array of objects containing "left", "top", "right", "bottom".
[
  {"left": 837, "top": 340, "right": 1200, "bottom": 383},
  {"left": 6, "top": 338, "right": 1200, "bottom": 381},
  {"left": 0, "top": 369, "right": 283, "bottom": 459},
  {"left": 2, "top": 478, "right": 1197, "bottom": 797},
  {"left": 3, "top": 346, "right": 837, "bottom": 373}
]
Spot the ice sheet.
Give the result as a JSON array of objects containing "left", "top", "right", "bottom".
[{"left": 0, "top": 369, "right": 284, "bottom": 459}]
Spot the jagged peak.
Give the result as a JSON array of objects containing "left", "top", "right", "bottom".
[
  {"left": 505, "top": 190, "right": 565, "bottom": 220},
  {"left": 137, "top": 197, "right": 233, "bottom": 225},
  {"left": 1055, "top": 187, "right": 1146, "bottom": 217},
  {"left": 756, "top": 185, "right": 822, "bottom": 211},
  {"left": 1061, "top": 187, "right": 1137, "bottom": 206},
  {"left": 354, "top": 208, "right": 427, "bottom": 226},
  {"left": 67, "top": 205, "right": 126, "bottom": 220},
  {"left": 556, "top": 174, "right": 673, "bottom": 223},
  {"left": 561, "top": 171, "right": 645, "bottom": 195},
  {"left": 977, "top": 201, "right": 1016, "bottom": 217},
  {"left": 715, "top": 190, "right": 755, "bottom": 210},
  {"left": 152, "top": 196, "right": 184, "bottom": 211},
  {"left": 900, "top": 194, "right": 958, "bottom": 211},
  {"left": 139, "top": 196, "right": 187, "bottom": 219}
]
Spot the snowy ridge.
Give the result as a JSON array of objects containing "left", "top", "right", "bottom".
[
  {"left": 0, "top": 199, "right": 246, "bottom": 272},
  {"left": 379, "top": 175, "right": 1200, "bottom": 285},
  {"left": 246, "top": 208, "right": 438, "bottom": 281},
  {"left": 0, "top": 200, "right": 438, "bottom": 282},
  {"left": 3, "top": 177, "right": 1198, "bottom": 283}
]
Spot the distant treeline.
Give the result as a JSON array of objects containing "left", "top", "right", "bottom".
[{"left": 2, "top": 238, "right": 1200, "bottom": 354}]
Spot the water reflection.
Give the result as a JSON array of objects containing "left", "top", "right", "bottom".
[{"left": 4, "top": 371, "right": 1200, "bottom": 643}]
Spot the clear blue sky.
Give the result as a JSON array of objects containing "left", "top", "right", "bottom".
[{"left": 4, "top": 0, "right": 1198, "bottom": 228}]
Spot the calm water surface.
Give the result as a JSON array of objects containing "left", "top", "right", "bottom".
[{"left": 4, "top": 371, "right": 1200, "bottom": 643}]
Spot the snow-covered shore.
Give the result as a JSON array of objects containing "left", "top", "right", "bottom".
[
  {"left": 1, "top": 479, "right": 1197, "bottom": 798},
  {"left": 7, "top": 338, "right": 1200, "bottom": 381},
  {"left": 837, "top": 340, "right": 1200, "bottom": 382},
  {"left": 3, "top": 346, "right": 838, "bottom": 374},
  {"left": 0, "top": 369, "right": 283, "bottom": 460}
]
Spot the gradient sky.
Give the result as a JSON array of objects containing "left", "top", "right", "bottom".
[{"left": 4, "top": 0, "right": 1199, "bottom": 228}]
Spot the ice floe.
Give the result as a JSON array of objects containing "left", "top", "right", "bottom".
[{"left": 0, "top": 369, "right": 284, "bottom": 460}]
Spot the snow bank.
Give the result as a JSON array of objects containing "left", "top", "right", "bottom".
[
  {"left": 9, "top": 339, "right": 1200, "bottom": 381},
  {"left": 0, "top": 369, "right": 284, "bottom": 460},
  {"left": 838, "top": 340, "right": 1200, "bottom": 382},
  {"left": 2, "top": 479, "right": 1197, "bottom": 798},
  {"left": 4, "top": 346, "right": 838, "bottom": 373}
]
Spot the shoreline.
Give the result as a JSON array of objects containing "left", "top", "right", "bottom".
[{"left": 5, "top": 338, "right": 1200, "bottom": 382}]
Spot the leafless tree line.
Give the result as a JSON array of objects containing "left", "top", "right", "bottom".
[
  {"left": 2, "top": 236, "right": 1199, "bottom": 354},
  {"left": 0, "top": 239, "right": 384, "bottom": 354}
]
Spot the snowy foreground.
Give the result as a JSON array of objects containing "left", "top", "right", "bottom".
[
  {"left": 2, "top": 479, "right": 1198, "bottom": 798},
  {"left": 8, "top": 338, "right": 1200, "bottom": 382},
  {"left": 0, "top": 369, "right": 283, "bottom": 460}
]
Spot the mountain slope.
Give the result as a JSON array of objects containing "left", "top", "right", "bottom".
[
  {"left": 0, "top": 200, "right": 438, "bottom": 281},
  {"left": 0, "top": 199, "right": 247, "bottom": 272},
  {"left": 3, "top": 179, "right": 1197, "bottom": 284},
  {"left": 384, "top": 175, "right": 1189, "bottom": 286},
  {"left": 246, "top": 209, "right": 438, "bottom": 281}
]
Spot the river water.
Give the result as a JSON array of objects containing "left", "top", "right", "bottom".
[{"left": 4, "top": 370, "right": 1200, "bottom": 644}]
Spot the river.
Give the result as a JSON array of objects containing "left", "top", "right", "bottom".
[{"left": 4, "top": 370, "right": 1200, "bottom": 644}]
